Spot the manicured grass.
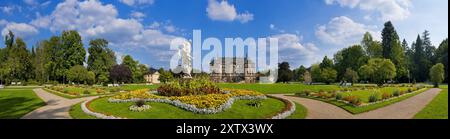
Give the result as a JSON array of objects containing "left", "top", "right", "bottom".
[
  {"left": 294, "top": 88, "right": 429, "bottom": 114},
  {"left": 286, "top": 103, "right": 308, "bottom": 119},
  {"left": 69, "top": 102, "right": 97, "bottom": 119},
  {"left": 83, "top": 97, "right": 286, "bottom": 119},
  {"left": 218, "top": 83, "right": 340, "bottom": 94},
  {"left": 0, "top": 89, "right": 46, "bottom": 119},
  {"left": 340, "top": 87, "right": 410, "bottom": 103},
  {"left": 119, "top": 84, "right": 160, "bottom": 91},
  {"left": 414, "top": 85, "right": 448, "bottom": 119}
]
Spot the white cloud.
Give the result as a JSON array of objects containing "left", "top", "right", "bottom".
[
  {"left": 0, "top": 19, "right": 8, "bottom": 26},
  {"left": 270, "top": 24, "right": 275, "bottom": 30},
  {"left": 325, "top": 0, "right": 412, "bottom": 21},
  {"left": 206, "top": 0, "right": 254, "bottom": 23},
  {"left": 315, "top": 16, "right": 379, "bottom": 46},
  {"left": 130, "top": 11, "right": 146, "bottom": 20},
  {"left": 24, "top": 0, "right": 39, "bottom": 6},
  {"left": 164, "top": 25, "right": 176, "bottom": 33},
  {"left": 1, "top": 22, "right": 39, "bottom": 39},
  {"left": 270, "top": 34, "right": 321, "bottom": 67},
  {"left": 119, "top": 0, "right": 155, "bottom": 6},
  {"left": 1, "top": 5, "right": 21, "bottom": 14}
]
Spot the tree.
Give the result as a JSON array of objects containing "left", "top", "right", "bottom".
[
  {"left": 310, "top": 64, "right": 321, "bottom": 83},
  {"left": 411, "top": 35, "right": 429, "bottom": 82},
  {"left": 122, "top": 55, "right": 145, "bottom": 83},
  {"left": 429, "top": 63, "right": 444, "bottom": 88},
  {"left": 320, "top": 68, "right": 337, "bottom": 85},
  {"left": 333, "top": 45, "right": 368, "bottom": 80},
  {"left": 293, "top": 65, "right": 307, "bottom": 81},
  {"left": 67, "top": 65, "right": 88, "bottom": 84},
  {"left": 319, "top": 56, "right": 334, "bottom": 69},
  {"left": 381, "top": 21, "right": 407, "bottom": 82},
  {"left": 87, "top": 38, "right": 116, "bottom": 84},
  {"left": 344, "top": 68, "right": 359, "bottom": 85},
  {"left": 362, "top": 32, "right": 383, "bottom": 58},
  {"left": 359, "top": 58, "right": 397, "bottom": 86},
  {"left": 86, "top": 71, "right": 96, "bottom": 85},
  {"left": 158, "top": 69, "right": 174, "bottom": 83},
  {"left": 61, "top": 30, "right": 86, "bottom": 70},
  {"left": 436, "top": 39, "right": 448, "bottom": 82},
  {"left": 6, "top": 37, "right": 33, "bottom": 81},
  {"left": 277, "top": 62, "right": 293, "bottom": 83},
  {"left": 109, "top": 65, "right": 132, "bottom": 84}
]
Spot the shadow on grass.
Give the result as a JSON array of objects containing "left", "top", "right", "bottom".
[{"left": 0, "top": 97, "right": 46, "bottom": 119}]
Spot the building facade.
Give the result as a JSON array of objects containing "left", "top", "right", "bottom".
[
  {"left": 144, "top": 71, "right": 160, "bottom": 84},
  {"left": 210, "top": 57, "right": 257, "bottom": 83}
]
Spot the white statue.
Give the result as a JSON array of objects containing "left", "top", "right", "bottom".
[{"left": 179, "top": 40, "right": 192, "bottom": 78}]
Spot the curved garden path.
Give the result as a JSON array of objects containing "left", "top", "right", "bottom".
[
  {"left": 270, "top": 88, "right": 442, "bottom": 119},
  {"left": 21, "top": 88, "right": 96, "bottom": 119}
]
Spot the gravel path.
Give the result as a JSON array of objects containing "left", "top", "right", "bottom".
[
  {"left": 271, "top": 88, "right": 442, "bottom": 119},
  {"left": 21, "top": 88, "right": 96, "bottom": 119}
]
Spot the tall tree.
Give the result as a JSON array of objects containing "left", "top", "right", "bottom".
[
  {"left": 381, "top": 21, "right": 407, "bottom": 82},
  {"left": 277, "top": 62, "right": 293, "bottom": 83},
  {"left": 109, "top": 65, "right": 132, "bottom": 84},
  {"left": 436, "top": 38, "right": 448, "bottom": 82},
  {"left": 412, "top": 35, "right": 428, "bottom": 82},
  {"left": 122, "top": 55, "right": 142, "bottom": 83},
  {"left": 61, "top": 30, "right": 86, "bottom": 83},
  {"left": 319, "top": 56, "right": 334, "bottom": 69},
  {"left": 87, "top": 38, "right": 116, "bottom": 84},
  {"left": 6, "top": 37, "right": 33, "bottom": 81},
  {"left": 293, "top": 65, "right": 307, "bottom": 81}
]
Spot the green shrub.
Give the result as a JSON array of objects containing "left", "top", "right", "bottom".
[
  {"left": 393, "top": 90, "right": 400, "bottom": 97},
  {"left": 63, "top": 89, "right": 69, "bottom": 94},
  {"left": 369, "top": 94, "right": 378, "bottom": 103},
  {"left": 295, "top": 90, "right": 311, "bottom": 97},
  {"left": 407, "top": 88, "right": 413, "bottom": 93},
  {"left": 247, "top": 99, "right": 262, "bottom": 108},
  {"left": 336, "top": 93, "right": 343, "bottom": 100},
  {"left": 83, "top": 90, "right": 90, "bottom": 95}
]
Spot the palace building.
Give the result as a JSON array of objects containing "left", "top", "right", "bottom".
[{"left": 210, "top": 57, "right": 257, "bottom": 83}]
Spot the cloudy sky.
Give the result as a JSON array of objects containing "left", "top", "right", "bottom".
[{"left": 0, "top": 0, "right": 448, "bottom": 69}]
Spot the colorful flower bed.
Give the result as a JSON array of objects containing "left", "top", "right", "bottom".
[{"left": 108, "top": 89, "right": 267, "bottom": 114}]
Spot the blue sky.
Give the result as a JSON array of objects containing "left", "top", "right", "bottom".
[{"left": 0, "top": 0, "right": 448, "bottom": 69}]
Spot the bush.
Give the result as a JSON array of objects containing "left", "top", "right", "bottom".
[
  {"left": 135, "top": 100, "right": 146, "bottom": 107},
  {"left": 407, "top": 88, "right": 413, "bottom": 93},
  {"left": 247, "top": 99, "right": 262, "bottom": 108},
  {"left": 335, "top": 93, "right": 343, "bottom": 100},
  {"left": 96, "top": 89, "right": 105, "bottom": 94},
  {"left": 399, "top": 90, "right": 406, "bottom": 95},
  {"left": 369, "top": 94, "right": 378, "bottom": 103},
  {"left": 393, "top": 90, "right": 400, "bottom": 97},
  {"left": 350, "top": 97, "right": 362, "bottom": 106},
  {"left": 63, "top": 89, "right": 69, "bottom": 94},
  {"left": 83, "top": 90, "right": 90, "bottom": 95},
  {"left": 382, "top": 92, "right": 391, "bottom": 100}
]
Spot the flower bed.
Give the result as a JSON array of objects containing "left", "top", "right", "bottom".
[
  {"left": 108, "top": 89, "right": 267, "bottom": 114},
  {"left": 268, "top": 96, "right": 296, "bottom": 119}
]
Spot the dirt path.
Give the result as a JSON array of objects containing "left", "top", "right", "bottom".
[
  {"left": 21, "top": 88, "right": 96, "bottom": 119},
  {"left": 271, "top": 88, "right": 442, "bottom": 119}
]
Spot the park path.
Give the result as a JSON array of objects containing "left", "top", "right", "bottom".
[
  {"left": 270, "top": 88, "right": 442, "bottom": 119},
  {"left": 21, "top": 88, "right": 96, "bottom": 119}
]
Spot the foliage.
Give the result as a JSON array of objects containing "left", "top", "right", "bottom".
[
  {"left": 87, "top": 39, "right": 116, "bottom": 84},
  {"left": 158, "top": 69, "right": 174, "bottom": 83},
  {"left": 157, "top": 76, "right": 221, "bottom": 96},
  {"left": 320, "top": 68, "right": 338, "bottom": 84},
  {"left": 359, "top": 58, "right": 396, "bottom": 86},
  {"left": 343, "top": 68, "right": 359, "bottom": 84},
  {"left": 429, "top": 63, "right": 445, "bottom": 87},
  {"left": 277, "top": 62, "right": 293, "bottom": 83},
  {"left": 368, "top": 94, "right": 378, "bottom": 103},
  {"left": 67, "top": 65, "right": 88, "bottom": 84},
  {"left": 109, "top": 64, "right": 132, "bottom": 83}
]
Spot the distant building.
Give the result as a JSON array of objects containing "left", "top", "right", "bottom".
[
  {"left": 210, "top": 57, "right": 256, "bottom": 83},
  {"left": 144, "top": 71, "right": 160, "bottom": 84}
]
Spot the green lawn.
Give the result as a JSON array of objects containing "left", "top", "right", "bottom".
[
  {"left": 0, "top": 89, "right": 46, "bottom": 119},
  {"left": 69, "top": 102, "right": 97, "bottom": 119},
  {"left": 75, "top": 97, "right": 288, "bottom": 119},
  {"left": 414, "top": 85, "right": 448, "bottom": 119},
  {"left": 286, "top": 103, "right": 308, "bottom": 119},
  {"left": 218, "top": 83, "right": 340, "bottom": 94}
]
